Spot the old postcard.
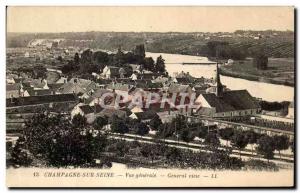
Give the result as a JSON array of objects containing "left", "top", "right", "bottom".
[{"left": 6, "top": 6, "right": 295, "bottom": 188}]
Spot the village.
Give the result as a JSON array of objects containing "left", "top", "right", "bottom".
[{"left": 6, "top": 38, "right": 294, "bottom": 170}]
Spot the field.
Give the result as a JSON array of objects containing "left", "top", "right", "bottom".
[{"left": 7, "top": 31, "right": 294, "bottom": 58}]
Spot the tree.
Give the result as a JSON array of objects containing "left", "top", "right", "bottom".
[
  {"left": 92, "top": 51, "right": 109, "bottom": 65},
  {"left": 172, "top": 115, "right": 186, "bottom": 131},
  {"left": 81, "top": 49, "right": 93, "bottom": 64},
  {"left": 273, "top": 135, "right": 289, "bottom": 159},
  {"left": 62, "top": 60, "right": 79, "bottom": 74},
  {"left": 198, "top": 126, "right": 208, "bottom": 139},
  {"left": 170, "top": 115, "right": 186, "bottom": 141},
  {"left": 256, "top": 135, "right": 275, "bottom": 163},
  {"left": 219, "top": 127, "right": 234, "bottom": 147},
  {"left": 33, "top": 66, "right": 47, "bottom": 79},
  {"left": 215, "top": 44, "right": 247, "bottom": 60},
  {"left": 156, "top": 123, "right": 174, "bottom": 139},
  {"left": 94, "top": 116, "right": 108, "bottom": 130},
  {"left": 143, "top": 57, "right": 155, "bottom": 72},
  {"left": 253, "top": 52, "right": 268, "bottom": 70},
  {"left": 10, "top": 137, "right": 33, "bottom": 167},
  {"left": 135, "top": 122, "right": 150, "bottom": 136},
  {"left": 115, "top": 140, "right": 129, "bottom": 157},
  {"left": 110, "top": 115, "right": 129, "bottom": 134},
  {"left": 23, "top": 113, "right": 107, "bottom": 167},
  {"left": 113, "top": 47, "right": 125, "bottom": 65},
  {"left": 179, "top": 128, "right": 195, "bottom": 143},
  {"left": 231, "top": 131, "right": 248, "bottom": 159},
  {"left": 149, "top": 115, "right": 162, "bottom": 130},
  {"left": 74, "top": 52, "right": 80, "bottom": 65},
  {"left": 72, "top": 114, "right": 87, "bottom": 128},
  {"left": 206, "top": 41, "right": 229, "bottom": 57},
  {"left": 133, "top": 44, "right": 146, "bottom": 59},
  {"left": 140, "top": 144, "right": 160, "bottom": 164},
  {"left": 155, "top": 55, "right": 166, "bottom": 73},
  {"left": 245, "top": 130, "right": 259, "bottom": 155},
  {"left": 57, "top": 56, "right": 63, "bottom": 62},
  {"left": 204, "top": 132, "right": 220, "bottom": 148}
]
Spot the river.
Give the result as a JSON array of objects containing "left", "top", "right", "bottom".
[{"left": 146, "top": 52, "right": 294, "bottom": 102}]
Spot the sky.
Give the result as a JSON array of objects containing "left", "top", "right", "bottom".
[{"left": 6, "top": 6, "right": 294, "bottom": 33}]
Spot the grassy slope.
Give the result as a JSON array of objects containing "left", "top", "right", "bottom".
[{"left": 220, "top": 58, "right": 294, "bottom": 86}]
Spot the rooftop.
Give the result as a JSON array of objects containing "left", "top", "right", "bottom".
[{"left": 202, "top": 90, "right": 260, "bottom": 113}]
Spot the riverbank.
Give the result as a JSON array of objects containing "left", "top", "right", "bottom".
[{"left": 219, "top": 67, "right": 294, "bottom": 87}]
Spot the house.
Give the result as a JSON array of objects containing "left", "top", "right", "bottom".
[
  {"left": 193, "top": 77, "right": 206, "bottom": 85},
  {"left": 167, "top": 84, "right": 193, "bottom": 94},
  {"left": 6, "top": 93, "right": 78, "bottom": 114},
  {"left": 71, "top": 104, "right": 103, "bottom": 123},
  {"left": 119, "top": 68, "right": 126, "bottom": 78},
  {"left": 88, "top": 89, "right": 114, "bottom": 106},
  {"left": 46, "top": 67, "right": 63, "bottom": 74},
  {"left": 130, "top": 72, "right": 138, "bottom": 81},
  {"left": 71, "top": 104, "right": 94, "bottom": 118},
  {"left": 174, "top": 77, "right": 192, "bottom": 85},
  {"left": 106, "top": 82, "right": 134, "bottom": 96},
  {"left": 227, "top": 59, "right": 234, "bottom": 65},
  {"left": 195, "top": 64, "right": 260, "bottom": 117},
  {"left": 152, "top": 76, "right": 169, "bottom": 85},
  {"left": 30, "top": 79, "right": 50, "bottom": 90},
  {"left": 97, "top": 108, "right": 127, "bottom": 119},
  {"left": 130, "top": 106, "right": 144, "bottom": 113},
  {"left": 56, "top": 83, "right": 86, "bottom": 95},
  {"left": 137, "top": 71, "right": 161, "bottom": 80},
  {"left": 192, "top": 85, "right": 210, "bottom": 95},
  {"left": 7, "top": 93, "right": 77, "bottom": 107},
  {"left": 195, "top": 90, "right": 260, "bottom": 118},
  {"left": 129, "top": 110, "right": 158, "bottom": 122},
  {"left": 24, "top": 52, "right": 30, "bottom": 58},
  {"left": 56, "top": 77, "right": 68, "bottom": 84},
  {"left": 6, "top": 74, "right": 20, "bottom": 84},
  {"left": 6, "top": 82, "right": 31, "bottom": 98},
  {"left": 157, "top": 110, "right": 179, "bottom": 123},
  {"left": 26, "top": 88, "right": 55, "bottom": 96},
  {"left": 47, "top": 83, "right": 64, "bottom": 93},
  {"left": 176, "top": 71, "right": 193, "bottom": 79},
  {"left": 129, "top": 64, "right": 141, "bottom": 73},
  {"left": 101, "top": 66, "right": 121, "bottom": 79}
]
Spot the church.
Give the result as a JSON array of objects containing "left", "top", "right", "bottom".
[{"left": 195, "top": 64, "right": 261, "bottom": 118}]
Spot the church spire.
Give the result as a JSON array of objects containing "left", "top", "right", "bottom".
[{"left": 216, "top": 63, "right": 223, "bottom": 97}]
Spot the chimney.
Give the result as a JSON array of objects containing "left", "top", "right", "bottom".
[{"left": 10, "top": 94, "right": 13, "bottom": 103}]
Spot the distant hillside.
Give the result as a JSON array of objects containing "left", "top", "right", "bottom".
[{"left": 7, "top": 30, "right": 294, "bottom": 58}]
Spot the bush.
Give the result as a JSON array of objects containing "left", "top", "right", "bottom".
[
  {"left": 135, "top": 122, "right": 150, "bottom": 136},
  {"left": 10, "top": 137, "right": 33, "bottom": 167},
  {"left": 245, "top": 159, "right": 279, "bottom": 171}
]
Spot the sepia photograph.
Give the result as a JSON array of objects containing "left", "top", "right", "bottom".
[{"left": 5, "top": 6, "right": 295, "bottom": 188}]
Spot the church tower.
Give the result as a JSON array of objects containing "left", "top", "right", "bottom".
[{"left": 215, "top": 63, "right": 223, "bottom": 97}]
